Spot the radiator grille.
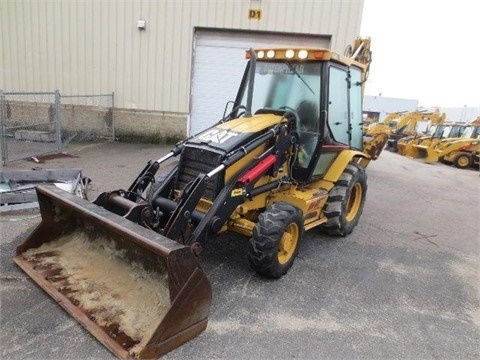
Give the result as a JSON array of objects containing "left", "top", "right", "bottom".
[{"left": 177, "top": 146, "right": 224, "bottom": 200}]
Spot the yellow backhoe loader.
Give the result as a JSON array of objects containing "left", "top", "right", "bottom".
[
  {"left": 402, "top": 122, "right": 467, "bottom": 158},
  {"left": 396, "top": 114, "right": 447, "bottom": 155},
  {"left": 14, "top": 38, "right": 387, "bottom": 359},
  {"left": 386, "top": 110, "right": 446, "bottom": 152},
  {"left": 424, "top": 119, "right": 480, "bottom": 167},
  {"left": 365, "top": 111, "right": 407, "bottom": 136},
  {"left": 396, "top": 124, "right": 440, "bottom": 156}
]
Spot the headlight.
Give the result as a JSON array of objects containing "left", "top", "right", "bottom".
[
  {"left": 285, "top": 50, "right": 295, "bottom": 59},
  {"left": 298, "top": 50, "right": 308, "bottom": 59}
]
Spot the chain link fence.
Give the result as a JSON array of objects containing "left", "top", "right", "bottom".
[
  {"left": 0, "top": 91, "right": 61, "bottom": 164},
  {"left": 0, "top": 91, "right": 114, "bottom": 164}
]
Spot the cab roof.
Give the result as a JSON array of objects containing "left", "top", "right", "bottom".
[{"left": 246, "top": 48, "right": 366, "bottom": 69}]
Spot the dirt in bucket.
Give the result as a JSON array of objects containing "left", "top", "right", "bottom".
[{"left": 23, "top": 231, "right": 171, "bottom": 357}]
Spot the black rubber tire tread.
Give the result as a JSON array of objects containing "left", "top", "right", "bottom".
[
  {"left": 248, "top": 202, "right": 304, "bottom": 279},
  {"left": 146, "top": 174, "right": 168, "bottom": 203},
  {"left": 453, "top": 152, "right": 473, "bottom": 169},
  {"left": 320, "top": 162, "right": 367, "bottom": 237},
  {"left": 439, "top": 157, "right": 449, "bottom": 164}
]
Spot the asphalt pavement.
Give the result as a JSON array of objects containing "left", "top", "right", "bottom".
[{"left": 1, "top": 141, "right": 479, "bottom": 359}]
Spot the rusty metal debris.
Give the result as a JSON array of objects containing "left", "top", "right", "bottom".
[{"left": 0, "top": 169, "right": 88, "bottom": 212}]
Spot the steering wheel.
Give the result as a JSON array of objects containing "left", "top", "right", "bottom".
[
  {"left": 279, "top": 105, "right": 296, "bottom": 113},
  {"left": 279, "top": 106, "right": 301, "bottom": 126}
]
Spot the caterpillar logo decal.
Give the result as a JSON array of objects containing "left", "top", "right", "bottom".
[{"left": 198, "top": 129, "right": 239, "bottom": 144}]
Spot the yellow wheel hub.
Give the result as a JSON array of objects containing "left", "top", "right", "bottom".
[
  {"left": 278, "top": 223, "right": 299, "bottom": 265},
  {"left": 346, "top": 183, "right": 362, "bottom": 222},
  {"left": 457, "top": 156, "right": 469, "bottom": 167}
]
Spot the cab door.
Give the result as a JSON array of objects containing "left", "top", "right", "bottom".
[
  {"left": 349, "top": 67, "right": 363, "bottom": 150},
  {"left": 326, "top": 65, "right": 363, "bottom": 150}
]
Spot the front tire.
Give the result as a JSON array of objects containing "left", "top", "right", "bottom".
[
  {"left": 453, "top": 152, "right": 473, "bottom": 169},
  {"left": 320, "top": 162, "right": 367, "bottom": 236},
  {"left": 248, "top": 202, "right": 304, "bottom": 278}
]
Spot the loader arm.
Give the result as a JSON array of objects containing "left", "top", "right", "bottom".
[{"left": 126, "top": 145, "right": 184, "bottom": 200}]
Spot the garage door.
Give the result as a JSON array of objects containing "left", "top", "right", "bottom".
[{"left": 189, "top": 29, "right": 330, "bottom": 136}]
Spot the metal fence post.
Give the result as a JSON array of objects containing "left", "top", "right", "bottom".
[
  {"left": 0, "top": 90, "right": 7, "bottom": 164},
  {"left": 55, "top": 89, "right": 61, "bottom": 152},
  {"left": 111, "top": 91, "right": 115, "bottom": 141}
]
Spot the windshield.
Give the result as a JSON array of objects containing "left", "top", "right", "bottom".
[
  {"left": 429, "top": 125, "right": 438, "bottom": 136},
  {"left": 415, "top": 120, "right": 429, "bottom": 133},
  {"left": 460, "top": 125, "right": 480, "bottom": 139},
  {"left": 240, "top": 61, "right": 322, "bottom": 169},
  {"left": 433, "top": 125, "right": 449, "bottom": 137},
  {"left": 474, "top": 126, "right": 480, "bottom": 138},
  {"left": 461, "top": 126, "right": 474, "bottom": 139},
  {"left": 241, "top": 61, "right": 321, "bottom": 116},
  {"left": 448, "top": 125, "right": 465, "bottom": 138}
]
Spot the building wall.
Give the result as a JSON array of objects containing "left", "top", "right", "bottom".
[
  {"left": 442, "top": 107, "right": 480, "bottom": 123},
  {"left": 363, "top": 96, "right": 419, "bottom": 122},
  {"left": 1, "top": 0, "right": 364, "bottom": 111},
  {"left": 0, "top": 0, "right": 364, "bottom": 137}
]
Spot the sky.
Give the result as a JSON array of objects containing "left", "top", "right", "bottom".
[{"left": 359, "top": 0, "right": 479, "bottom": 108}]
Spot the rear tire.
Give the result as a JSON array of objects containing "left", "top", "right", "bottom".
[
  {"left": 320, "top": 162, "right": 367, "bottom": 236},
  {"left": 453, "top": 152, "right": 473, "bottom": 169},
  {"left": 248, "top": 202, "right": 304, "bottom": 279}
]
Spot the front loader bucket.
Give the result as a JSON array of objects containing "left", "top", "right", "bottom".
[
  {"left": 396, "top": 142, "right": 407, "bottom": 155},
  {"left": 424, "top": 147, "right": 440, "bottom": 164},
  {"left": 14, "top": 185, "right": 212, "bottom": 359},
  {"left": 406, "top": 145, "right": 427, "bottom": 159}
]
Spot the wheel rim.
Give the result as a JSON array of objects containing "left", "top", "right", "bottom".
[
  {"left": 457, "top": 156, "right": 469, "bottom": 167},
  {"left": 346, "top": 183, "right": 362, "bottom": 222},
  {"left": 278, "top": 223, "right": 299, "bottom": 265}
]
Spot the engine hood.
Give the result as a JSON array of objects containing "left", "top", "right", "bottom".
[{"left": 187, "top": 113, "right": 283, "bottom": 154}]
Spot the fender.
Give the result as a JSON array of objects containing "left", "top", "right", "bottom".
[{"left": 323, "top": 150, "right": 367, "bottom": 183}]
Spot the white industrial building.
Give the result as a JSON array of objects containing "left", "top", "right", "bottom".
[
  {"left": 0, "top": 0, "right": 365, "bottom": 138},
  {"left": 441, "top": 107, "right": 480, "bottom": 123},
  {"left": 363, "top": 96, "right": 419, "bottom": 122},
  {"left": 363, "top": 95, "right": 479, "bottom": 123}
]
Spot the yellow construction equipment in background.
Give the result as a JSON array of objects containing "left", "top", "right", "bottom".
[
  {"left": 386, "top": 110, "right": 446, "bottom": 152},
  {"left": 423, "top": 118, "right": 480, "bottom": 167},
  {"left": 402, "top": 123, "right": 467, "bottom": 159},
  {"left": 365, "top": 111, "right": 407, "bottom": 136}
]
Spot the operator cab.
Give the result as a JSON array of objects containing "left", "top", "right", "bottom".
[
  {"left": 461, "top": 124, "right": 480, "bottom": 139},
  {"left": 233, "top": 48, "right": 366, "bottom": 182}
]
